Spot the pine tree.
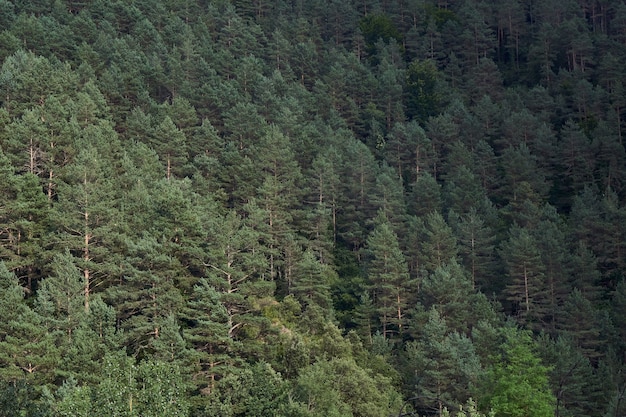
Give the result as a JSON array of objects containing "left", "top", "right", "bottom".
[
  {"left": 35, "top": 252, "right": 85, "bottom": 344},
  {"left": 404, "top": 308, "right": 483, "bottom": 415},
  {"left": 421, "top": 211, "right": 458, "bottom": 273},
  {"left": 407, "top": 171, "right": 442, "bottom": 218},
  {"left": 0, "top": 262, "right": 58, "bottom": 386},
  {"left": 417, "top": 260, "right": 496, "bottom": 335},
  {"left": 52, "top": 141, "right": 119, "bottom": 313},
  {"left": 0, "top": 167, "right": 50, "bottom": 293},
  {"left": 337, "top": 138, "right": 378, "bottom": 251},
  {"left": 292, "top": 249, "right": 334, "bottom": 311},
  {"left": 106, "top": 234, "right": 186, "bottom": 359},
  {"left": 150, "top": 115, "right": 189, "bottom": 180},
  {"left": 450, "top": 207, "right": 497, "bottom": 290},
  {"left": 363, "top": 211, "right": 412, "bottom": 339},
  {"left": 305, "top": 145, "right": 342, "bottom": 259},
  {"left": 538, "top": 334, "right": 596, "bottom": 417},
  {"left": 500, "top": 225, "right": 549, "bottom": 330},
  {"left": 182, "top": 277, "right": 241, "bottom": 397},
  {"left": 253, "top": 125, "right": 303, "bottom": 282},
  {"left": 533, "top": 205, "right": 572, "bottom": 332},
  {"left": 370, "top": 164, "right": 407, "bottom": 233},
  {"left": 202, "top": 209, "right": 271, "bottom": 340},
  {"left": 384, "top": 120, "right": 432, "bottom": 186}
]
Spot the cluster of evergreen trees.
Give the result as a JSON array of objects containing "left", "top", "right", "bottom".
[{"left": 1, "top": 0, "right": 626, "bottom": 415}]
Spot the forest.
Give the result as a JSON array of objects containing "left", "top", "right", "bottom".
[{"left": 0, "top": 0, "right": 626, "bottom": 415}]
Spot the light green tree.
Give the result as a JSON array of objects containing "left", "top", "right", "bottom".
[
  {"left": 478, "top": 326, "right": 555, "bottom": 417},
  {"left": 292, "top": 357, "right": 401, "bottom": 417}
]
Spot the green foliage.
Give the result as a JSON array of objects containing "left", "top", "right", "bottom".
[
  {"left": 358, "top": 14, "right": 403, "bottom": 59},
  {"left": 0, "top": 1, "right": 624, "bottom": 415},
  {"left": 201, "top": 362, "right": 290, "bottom": 417},
  {"left": 0, "top": 380, "right": 52, "bottom": 417},
  {"left": 292, "top": 357, "right": 401, "bottom": 417},
  {"left": 363, "top": 211, "right": 412, "bottom": 339},
  {"left": 405, "top": 59, "right": 442, "bottom": 124},
  {"left": 442, "top": 398, "right": 494, "bottom": 417},
  {"left": 403, "top": 308, "right": 483, "bottom": 414},
  {"left": 500, "top": 225, "right": 548, "bottom": 328},
  {"left": 478, "top": 326, "right": 555, "bottom": 417}
]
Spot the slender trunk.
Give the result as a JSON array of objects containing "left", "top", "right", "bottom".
[
  {"left": 48, "top": 141, "right": 55, "bottom": 201},
  {"left": 48, "top": 170, "right": 54, "bottom": 202},
  {"left": 524, "top": 265, "right": 530, "bottom": 312},
  {"left": 84, "top": 172, "right": 91, "bottom": 313},
  {"left": 415, "top": 145, "right": 420, "bottom": 176},
  {"left": 29, "top": 138, "right": 36, "bottom": 174},
  {"left": 470, "top": 234, "right": 476, "bottom": 289},
  {"left": 396, "top": 291, "right": 402, "bottom": 335},
  {"left": 332, "top": 200, "right": 337, "bottom": 243}
]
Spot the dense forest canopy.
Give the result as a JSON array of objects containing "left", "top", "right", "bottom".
[{"left": 1, "top": 0, "right": 626, "bottom": 415}]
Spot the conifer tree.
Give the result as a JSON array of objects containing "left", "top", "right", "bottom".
[
  {"left": 337, "top": 138, "right": 378, "bottom": 251},
  {"left": 308, "top": 145, "right": 342, "bottom": 246},
  {"left": 450, "top": 207, "right": 497, "bottom": 290},
  {"left": 364, "top": 211, "right": 412, "bottom": 339},
  {"left": 184, "top": 278, "right": 236, "bottom": 388},
  {"left": 404, "top": 308, "right": 483, "bottom": 415},
  {"left": 417, "top": 260, "right": 496, "bottom": 335},
  {"left": 52, "top": 141, "right": 118, "bottom": 313},
  {"left": 202, "top": 209, "right": 272, "bottom": 341},
  {"left": 35, "top": 252, "right": 85, "bottom": 342},
  {"left": 384, "top": 120, "right": 432, "bottom": 185},
  {"left": 407, "top": 172, "right": 442, "bottom": 218},
  {"left": 500, "top": 225, "right": 548, "bottom": 330},
  {"left": 0, "top": 262, "right": 58, "bottom": 386},
  {"left": 421, "top": 211, "right": 458, "bottom": 273},
  {"left": 371, "top": 164, "right": 407, "bottom": 233},
  {"left": 558, "top": 290, "right": 604, "bottom": 363},
  {"left": 292, "top": 249, "right": 334, "bottom": 311}
]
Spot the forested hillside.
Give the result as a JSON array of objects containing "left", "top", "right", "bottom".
[{"left": 1, "top": 0, "right": 626, "bottom": 415}]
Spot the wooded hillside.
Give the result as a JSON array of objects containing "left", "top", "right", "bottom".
[{"left": 1, "top": 0, "right": 625, "bottom": 415}]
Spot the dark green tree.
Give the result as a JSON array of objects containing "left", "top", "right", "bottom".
[
  {"left": 292, "top": 249, "right": 335, "bottom": 311},
  {"left": 449, "top": 207, "right": 497, "bottom": 290},
  {"left": 404, "top": 59, "right": 442, "bottom": 124},
  {"left": 416, "top": 260, "right": 497, "bottom": 335},
  {"left": 383, "top": 120, "right": 432, "bottom": 186},
  {"left": 407, "top": 172, "right": 442, "bottom": 218},
  {"left": 52, "top": 140, "right": 119, "bottom": 313},
  {"left": 358, "top": 13, "right": 403, "bottom": 59},
  {"left": 420, "top": 211, "right": 458, "bottom": 273},
  {"left": 0, "top": 262, "right": 58, "bottom": 386},
  {"left": 206, "top": 208, "right": 268, "bottom": 321},
  {"left": 557, "top": 290, "right": 604, "bottom": 363},
  {"left": 500, "top": 225, "right": 548, "bottom": 329},
  {"left": 538, "top": 334, "right": 597, "bottom": 417},
  {"left": 363, "top": 211, "right": 412, "bottom": 339},
  {"left": 403, "top": 308, "right": 483, "bottom": 415}
]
